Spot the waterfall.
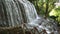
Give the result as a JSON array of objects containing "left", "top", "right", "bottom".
[
  {"left": 0, "top": 0, "right": 23, "bottom": 27},
  {"left": 0, "top": 0, "right": 58, "bottom": 34},
  {"left": 18, "top": 0, "right": 40, "bottom": 23}
]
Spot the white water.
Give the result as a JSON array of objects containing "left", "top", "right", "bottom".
[
  {"left": 0, "top": 0, "right": 58, "bottom": 34},
  {"left": 18, "top": 0, "right": 40, "bottom": 23},
  {"left": 0, "top": 0, "right": 23, "bottom": 27}
]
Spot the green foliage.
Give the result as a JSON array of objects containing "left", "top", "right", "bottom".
[
  {"left": 49, "top": 7, "right": 60, "bottom": 24},
  {"left": 29, "top": 0, "right": 56, "bottom": 16}
]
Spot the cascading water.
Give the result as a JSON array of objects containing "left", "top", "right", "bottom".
[
  {"left": 18, "top": 0, "right": 40, "bottom": 23},
  {"left": 0, "top": 0, "right": 23, "bottom": 27},
  {"left": 0, "top": 0, "right": 58, "bottom": 34}
]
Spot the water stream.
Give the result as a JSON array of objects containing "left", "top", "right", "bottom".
[
  {"left": 0, "top": 0, "right": 58, "bottom": 34},
  {"left": 0, "top": 0, "right": 23, "bottom": 27}
]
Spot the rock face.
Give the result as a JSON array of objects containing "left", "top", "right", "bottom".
[{"left": 0, "top": 0, "right": 58, "bottom": 34}]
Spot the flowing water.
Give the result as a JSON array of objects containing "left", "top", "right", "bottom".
[
  {"left": 0, "top": 0, "right": 23, "bottom": 27},
  {"left": 0, "top": 0, "right": 58, "bottom": 34},
  {"left": 18, "top": 0, "right": 40, "bottom": 23}
]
